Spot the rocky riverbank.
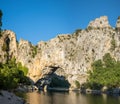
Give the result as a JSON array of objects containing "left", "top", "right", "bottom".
[
  {"left": 0, "top": 90, "right": 25, "bottom": 104},
  {"left": 80, "top": 87, "right": 120, "bottom": 95}
]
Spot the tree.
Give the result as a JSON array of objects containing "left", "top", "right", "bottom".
[
  {"left": 0, "top": 58, "right": 30, "bottom": 90},
  {"left": 0, "top": 10, "right": 3, "bottom": 36},
  {"left": 103, "top": 53, "right": 115, "bottom": 68},
  {"left": 87, "top": 53, "right": 120, "bottom": 90},
  {"left": 0, "top": 10, "right": 3, "bottom": 30},
  {"left": 75, "top": 80, "right": 80, "bottom": 88},
  {"left": 92, "top": 59, "right": 103, "bottom": 70}
]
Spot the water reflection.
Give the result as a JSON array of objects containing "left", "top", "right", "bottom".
[
  {"left": 25, "top": 91, "right": 120, "bottom": 104},
  {"left": 26, "top": 91, "right": 40, "bottom": 104}
]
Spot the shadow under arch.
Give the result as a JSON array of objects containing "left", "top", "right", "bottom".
[{"left": 35, "top": 66, "right": 70, "bottom": 90}]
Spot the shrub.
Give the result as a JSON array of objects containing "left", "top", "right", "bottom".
[
  {"left": 111, "top": 38, "right": 116, "bottom": 50},
  {"left": 110, "top": 33, "right": 116, "bottom": 51},
  {"left": 75, "top": 29, "right": 82, "bottom": 34},
  {"left": 2, "top": 43, "right": 7, "bottom": 51},
  {"left": 0, "top": 58, "right": 30, "bottom": 90},
  {"left": 17, "top": 62, "right": 28, "bottom": 76},
  {"left": 75, "top": 80, "right": 80, "bottom": 88},
  {"left": 32, "top": 45, "right": 37, "bottom": 58},
  {"left": 87, "top": 26, "right": 93, "bottom": 30}
]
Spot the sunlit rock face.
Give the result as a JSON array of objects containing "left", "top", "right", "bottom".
[
  {"left": 88, "top": 16, "right": 111, "bottom": 28},
  {"left": 0, "top": 16, "right": 120, "bottom": 87},
  {"left": 0, "top": 30, "right": 17, "bottom": 63},
  {"left": 116, "top": 16, "right": 120, "bottom": 28}
]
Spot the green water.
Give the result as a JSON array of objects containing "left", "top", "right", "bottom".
[{"left": 24, "top": 91, "right": 120, "bottom": 104}]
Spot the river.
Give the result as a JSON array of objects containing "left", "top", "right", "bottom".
[{"left": 21, "top": 91, "right": 120, "bottom": 104}]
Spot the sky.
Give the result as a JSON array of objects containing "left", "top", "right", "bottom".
[{"left": 0, "top": 0, "right": 120, "bottom": 45}]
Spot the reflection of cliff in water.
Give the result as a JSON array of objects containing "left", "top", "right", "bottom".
[
  {"left": 26, "top": 91, "right": 40, "bottom": 104},
  {"left": 25, "top": 91, "right": 120, "bottom": 104},
  {"left": 26, "top": 91, "right": 87, "bottom": 104}
]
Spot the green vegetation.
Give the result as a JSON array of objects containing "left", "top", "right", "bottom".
[
  {"left": 75, "top": 80, "right": 80, "bottom": 88},
  {"left": 32, "top": 45, "right": 37, "bottom": 58},
  {"left": 0, "top": 10, "right": 3, "bottom": 37},
  {"left": 86, "top": 53, "right": 120, "bottom": 90},
  {"left": 0, "top": 10, "right": 2, "bottom": 28},
  {"left": 111, "top": 34, "right": 116, "bottom": 50},
  {"left": 111, "top": 39, "right": 116, "bottom": 50},
  {"left": 0, "top": 58, "right": 30, "bottom": 90},
  {"left": 87, "top": 26, "right": 93, "bottom": 30},
  {"left": 2, "top": 43, "right": 7, "bottom": 51},
  {"left": 118, "top": 16, "right": 120, "bottom": 20},
  {"left": 17, "top": 62, "right": 28, "bottom": 76},
  {"left": 74, "top": 29, "right": 82, "bottom": 35}
]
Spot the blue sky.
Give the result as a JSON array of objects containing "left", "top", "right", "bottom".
[{"left": 0, "top": 0, "right": 120, "bottom": 44}]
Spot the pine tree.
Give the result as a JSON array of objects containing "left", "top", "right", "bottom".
[{"left": 0, "top": 10, "right": 3, "bottom": 36}]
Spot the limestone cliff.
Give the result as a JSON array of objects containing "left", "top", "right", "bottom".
[
  {"left": 0, "top": 16, "right": 120, "bottom": 88},
  {"left": 0, "top": 30, "right": 17, "bottom": 63}
]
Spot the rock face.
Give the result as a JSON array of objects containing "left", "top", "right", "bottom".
[
  {"left": 0, "top": 30, "right": 17, "bottom": 63},
  {"left": 116, "top": 16, "right": 120, "bottom": 28},
  {"left": 0, "top": 16, "right": 120, "bottom": 88},
  {"left": 88, "top": 16, "right": 111, "bottom": 28}
]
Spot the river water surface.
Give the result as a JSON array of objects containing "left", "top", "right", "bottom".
[{"left": 24, "top": 91, "right": 120, "bottom": 104}]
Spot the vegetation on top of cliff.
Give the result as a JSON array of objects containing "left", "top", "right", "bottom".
[
  {"left": 85, "top": 53, "right": 120, "bottom": 90},
  {"left": 0, "top": 58, "right": 30, "bottom": 90},
  {"left": 74, "top": 29, "right": 82, "bottom": 35}
]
